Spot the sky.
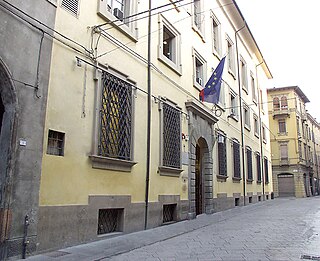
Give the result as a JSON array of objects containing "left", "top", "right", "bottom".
[{"left": 235, "top": 0, "right": 320, "bottom": 121}]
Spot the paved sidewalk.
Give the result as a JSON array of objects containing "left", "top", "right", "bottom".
[{"left": 23, "top": 197, "right": 320, "bottom": 261}]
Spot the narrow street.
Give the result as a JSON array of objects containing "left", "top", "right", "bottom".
[{"left": 26, "top": 197, "right": 320, "bottom": 261}]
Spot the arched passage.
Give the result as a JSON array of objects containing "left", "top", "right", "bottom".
[{"left": 0, "top": 58, "right": 17, "bottom": 249}]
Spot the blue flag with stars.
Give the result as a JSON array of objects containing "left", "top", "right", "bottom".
[{"left": 199, "top": 56, "right": 226, "bottom": 104}]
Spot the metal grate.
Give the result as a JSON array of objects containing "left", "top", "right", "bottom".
[
  {"left": 99, "top": 72, "right": 132, "bottom": 160},
  {"left": 233, "top": 140, "right": 241, "bottom": 178},
  {"left": 47, "top": 130, "right": 65, "bottom": 156},
  {"left": 246, "top": 147, "right": 252, "bottom": 180},
  {"left": 218, "top": 135, "right": 227, "bottom": 176},
  {"left": 163, "top": 103, "right": 181, "bottom": 168},
  {"left": 163, "top": 204, "right": 176, "bottom": 223},
  {"left": 97, "top": 209, "right": 123, "bottom": 235},
  {"left": 301, "top": 255, "right": 320, "bottom": 260},
  {"left": 61, "top": 0, "right": 80, "bottom": 17}
]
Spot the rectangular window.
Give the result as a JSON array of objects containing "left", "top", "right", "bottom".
[
  {"left": 246, "top": 147, "right": 253, "bottom": 181},
  {"left": 254, "top": 115, "right": 259, "bottom": 137},
  {"left": 256, "top": 153, "right": 261, "bottom": 182},
  {"left": 218, "top": 81, "right": 226, "bottom": 107},
  {"left": 233, "top": 140, "right": 241, "bottom": 179},
  {"left": 278, "top": 120, "right": 286, "bottom": 134},
  {"left": 251, "top": 73, "right": 257, "bottom": 102},
  {"left": 226, "top": 36, "right": 235, "bottom": 74},
  {"left": 280, "top": 143, "right": 288, "bottom": 161},
  {"left": 240, "top": 57, "right": 248, "bottom": 92},
  {"left": 264, "top": 157, "right": 269, "bottom": 183},
  {"left": 107, "top": 0, "right": 125, "bottom": 21},
  {"left": 230, "top": 90, "right": 238, "bottom": 119},
  {"left": 243, "top": 104, "right": 250, "bottom": 129},
  {"left": 193, "top": 0, "right": 203, "bottom": 32},
  {"left": 47, "top": 130, "right": 65, "bottom": 156},
  {"left": 211, "top": 12, "right": 221, "bottom": 56},
  {"left": 297, "top": 117, "right": 301, "bottom": 137},
  {"left": 99, "top": 71, "right": 133, "bottom": 160},
  {"left": 217, "top": 134, "right": 227, "bottom": 176},
  {"left": 162, "top": 103, "right": 181, "bottom": 169},
  {"left": 158, "top": 16, "right": 181, "bottom": 74},
  {"left": 97, "top": 208, "right": 123, "bottom": 235},
  {"left": 193, "top": 49, "right": 206, "bottom": 89},
  {"left": 298, "top": 141, "right": 302, "bottom": 160},
  {"left": 262, "top": 125, "right": 267, "bottom": 142}
]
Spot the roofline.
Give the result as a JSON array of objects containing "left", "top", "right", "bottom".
[
  {"left": 231, "top": 0, "right": 273, "bottom": 79},
  {"left": 267, "top": 86, "right": 310, "bottom": 103}
]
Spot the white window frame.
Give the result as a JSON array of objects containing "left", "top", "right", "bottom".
[
  {"left": 211, "top": 11, "right": 221, "bottom": 57},
  {"left": 250, "top": 72, "right": 257, "bottom": 103},
  {"left": 192, "top": 0, "right": 205, "bottom": 39},
  {"left": 192, "top": 48, "right": 207, "bottom": 90},
  {"left": 98, "top": 0, "right": 138, "bottom": 41},
  {"left": 243, "top": 103, "right": 250, "bottom": 130},
  {"left": 240, "top": 56, "right": 248, "bottom": 93},
  {"left": 226, "top": 35, "right": 236, "bottom": 77},
  {"left": 253, "top": 114, "right": 259, "bottom": 138},
  {"left": 158, "top": 15, "right": 182, "bottom": 75},
  {"left": 229, "top": 89, "right": 238, "bottom": 120}
]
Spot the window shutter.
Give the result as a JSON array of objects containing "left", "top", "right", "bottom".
[
  {"left": 218, "top": 137, "right": 227, "bottom": 176},
  {"left": 61, "top": 0, "right": 80, "bottom": 16},
  {"left": 233, "top": 141, "right": 240, "bottom": 178},
  {"left": 256, "top": 154, "right": 261, "bottom": 182}
]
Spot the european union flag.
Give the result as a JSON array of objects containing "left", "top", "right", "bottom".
[{"left": 199, "top": 56, "right": 226, "bottom": 104}]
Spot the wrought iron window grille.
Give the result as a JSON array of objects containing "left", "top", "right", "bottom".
[
  {"left": 97, "top": 208, "right": 123, "bottom": 235},
  {"left": 99, "top": 71, "right": 132, "bottom": 161}
]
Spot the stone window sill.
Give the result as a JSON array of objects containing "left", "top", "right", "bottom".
[
  {"left": 246, "top": 179, "right": 253, "bottom": 184},
  {"left": 232, "top": 176, "right": 242, "bottom": 183},
  {"left": 216, "top": 175, "right": 228, "bottom": 181},
  {"left": 158, "top": 166, "right": 183, "bottom": 177},
  {"left": 89, "top": 155, "right": 137, "bottom": 172}
]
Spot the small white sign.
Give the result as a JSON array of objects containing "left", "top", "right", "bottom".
[{"left": 19, "top": 139, "right": 27, "bottom": 146}]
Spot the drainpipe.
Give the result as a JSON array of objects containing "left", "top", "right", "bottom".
[
  {"left": 144, "top": 0, "right": 152, "bottom": 230},
  {"left": 311, "top": 124, "right": 319, "bottom": 195},
  {"left": 235, "top": 24, "right": 247, "bottom": 206},
  {"left": 255, "top": 61, "right": 266, "bottom": 200}
]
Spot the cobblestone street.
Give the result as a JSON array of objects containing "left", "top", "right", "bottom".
[{"left": 26, "top": 197, "right": 320, "bottom": 261}]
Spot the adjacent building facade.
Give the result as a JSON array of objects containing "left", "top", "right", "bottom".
[
  {"left": 0, "top": 0, "right": 56, "bottom": 259},
  {"left": 268, "top": 86, "right": 319, "bottom": 197},
  {"left": 1, "top": 0, "right": 274, "bottom": 258}
]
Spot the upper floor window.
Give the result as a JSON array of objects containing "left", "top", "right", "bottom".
[
  {"left": 217, "top": 134, "right": 227, "bottom": 176},
  {"left": 226, "top": 35, "right": 235, "bottom": 75},
  {"left": 264, "top": 157, "right": 269, "bottom": 183},
  {"left": 262, "top": 125, "right": 267, "bottom": 143},
  {"left": 273, "top": 97, "right": 280, "bottom": 111},
  {"left": 230, "top": 90, "right": 238, "bottom": 120},
  {"left": 98, "top": 0, "right": 137, "bottom": 39},
  {"left": 281, "top": 96, "right": 288, "bottom": 110},
  {"left": 211, "top": 12, "right": 221, "bottom": 56},
  {"left": 256, "top": 152, "right": 261, "bottom": 182},
  {"left": 193, "top": 0, "right": 204, "bottom": 34},
  {"left": 279, "top": 142, "right": 288, "bottom": 161},
  {"left": 243, "top": 104, "right": 250, "bottom": 130},
  {"left": 297, "top": 117, "right": 301, "bottom": 136},
  {"left": 193, "top": 49, "right": 206, "bottom": 89},
  {"left": 278, "top": 119, "right": 286, "bottom": 134},
  {"left": 251, "top": 73, "right": 257, "bottom": 102},
  {"left": 158, "top": 16, "right": 181, "bottom": 74},
  {"left": 253, "top": 114, "right": 259, "bottom": 137},
  {"left": 61, "top": 0, "right": 80, "bottom": 17},
  {"left": 218, "top": 81, "right": 226, "bottom": 108},
  {"left": 240, "top": 57, "right": 248, "bottom": 93}
]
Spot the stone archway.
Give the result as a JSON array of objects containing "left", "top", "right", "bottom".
[
  {"left": 0, "top": 58, "right": 17, "bottom": 250},
  {"left": 186, "top": 100, "right": 218, "bottom": 218}
]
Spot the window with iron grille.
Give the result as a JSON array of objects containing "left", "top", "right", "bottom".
[
  {"left": 97, "top": 208, "right": 123, "bottom": 235},
  {"left": 47, "top": 130, "right": 65, "bottom": 156},
  {"left": 256, "top": 153, "right": 261, "bottom": 182},
  {"left": 162, "top": 103, "right": 181, "bottom": 169},
  {"left": 264, "top": 157, "right": 269, "bottom": 183},
  {"left": 218, "top": 134, "right": 227, "bottom": 176},
  {"left": 99, "top": 71, "right": 132, "bottom": 160},
  {"left": 163, "top": 204, "right": 176, "bottom": 223},
  {"left": 61, "top": 0, "right": 80, "bottom": 17},
  {"left": 232, "top": 139, "right": 241, "bottom": 179},
  {"left": 246, "top": 147, "right": 253, "bottom": 181}
]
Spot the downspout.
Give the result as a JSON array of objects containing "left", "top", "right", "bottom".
[
  {"left": 144, "top": 0, "right": 152, "bottom": 230},
  {"left": 235, "top": 24, "right": 247, "bottom": 206},
  {"left": 255, "top": 61, "right": 265, "bottom": 200},
  {"left": 311, "top": 124, "right": 319, "bottom": 195}
]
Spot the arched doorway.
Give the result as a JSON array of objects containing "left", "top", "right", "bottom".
[
  {"left": 0, "top": 58, "right": 17, "bottom": 257},
  {"left": 194, "top": 137, "right": 212, "bottom": 216}
]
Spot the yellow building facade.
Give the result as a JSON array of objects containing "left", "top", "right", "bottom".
[
  {"left": 37, "top": 0, "right": 273, "bottom": 252},
  {"left": 268, "top": 86, "right": 319, "bottom": 197}
]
